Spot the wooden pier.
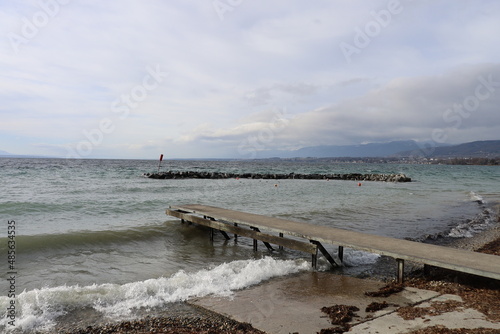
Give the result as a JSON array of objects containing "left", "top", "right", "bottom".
[{"left": 166, "top": 204, "right": 500, "bottom": 283}]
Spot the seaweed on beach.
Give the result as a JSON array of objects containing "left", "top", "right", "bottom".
[
  {"left": 365, "top": 301, "right": 389, "bottom": 312},
  {"left": 364, "top": 282, "right": 404, "bottom": 297},
  {"left": 406, "top": 325, "right": 500, "bottom": 334},
  {"left": 405, "top": 277, "right": 500, "bottom": 322},
  {"left": 318, "top": 304, "right": 360, "bottom": 334},
  {"left": 397, "top": 300, "right": 465, "bottom": 320},
  {"left": 318, "top": 327, "right": 348, "bottom": 334},
  {"left": 320, "top": 304, "right": 360, "bottom": 326},
  {"left": 475, "top": 237, "right": 500, "bottom": 255}
]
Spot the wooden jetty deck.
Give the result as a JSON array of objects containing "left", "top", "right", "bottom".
[{"left": 166, "top": 204, "right": 500, "bottom": 283}]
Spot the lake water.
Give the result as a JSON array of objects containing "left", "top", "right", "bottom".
[{"left": 1, "top": 158, "right": 498, "bottom": 332}]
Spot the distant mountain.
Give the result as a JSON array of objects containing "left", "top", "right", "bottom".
[
  {"left": 256, "top": 140, "right": 499, "bottom": 159},
  {"left": 0, "top": 149, "right": 12, "bottom": 156},
  {"left": 0, "top": 150, "right": 54, "bottom": 158},
  {"left": 396, "top": 140, "right": 500, "bottom": 158},
  {"left": 268, "top": 140, "right": 442, "bottom": 158}
]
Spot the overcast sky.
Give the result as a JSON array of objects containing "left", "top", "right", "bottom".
[{"left": 1, "top": 1, "right": 499, "bottom": 159}]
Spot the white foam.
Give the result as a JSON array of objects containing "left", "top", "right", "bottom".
[
  {"left": 342, "top": 249, "right": 380, "bottom": 266},
  {"left": 448, "top": 208, "right": 494, "bottom": 238},
  {"left": 0, "top": 257, "right": 309, "bottom": 332},
  {"left": 469, "top": 191, "right": 485, "bottom": 204}
]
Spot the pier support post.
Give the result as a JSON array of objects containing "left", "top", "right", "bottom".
[
  {"left": 423, "top": 264, "right": 431, "bottom": 277},
  {"left": 279, "top": 233, "right": 284, "bottom": 250},
  {"left": 251, "top": 227, "right": 274, "bottom": 251},
  {"left": 250, "top": 227, "right": 258, "bottom": 251},
  {"left": 397, "top": 259, "right": 405, "bottom": 284},
  {"left": 310, "top": 240, "right": 340, "bottom": 267},
  {"left": 219, "top": 230, "right": 231, "bottom": 240},
  {"left": 338, "top": 246, "right": 344, "bottom": 262}
]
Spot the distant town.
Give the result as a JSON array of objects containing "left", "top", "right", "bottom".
[
  {"left": 267, "top": 156, "right": 500, "bottom": 165},
  {"left": 258, "top": 140, "right": 500, "bottom": 165}
]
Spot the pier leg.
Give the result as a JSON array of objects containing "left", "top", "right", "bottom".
[
  {"left": 397, "top": 259, "right": 405, "bottom": 284},
  {"left": 234, "top": 223, "right": 238, "bottom": 241},
  {"left": 250, "top": 227, "right": 258, "bottom": 251},
  {"left": 263, "top": 242, "right": 274, "bottom": 251},
  {"left": 279, "top": 233, "right": 284, "bottom": 250},
  {"left": 423, "top": 264, "right": 431, "bottom": 277},
  {"left": 210, "top": 228, "right": 214, "bottom": 242},
  {"left": 251, "top": 227, "right": 274, "bottom": 251},
  {"left": 310, "top": 240, "right": 339, "bottom": 267},
  {"left": 312, "top": 252, "right": 318, "bottom": 269},
  {"left": 219, "top": 230, "right": 231, "bottom": 240},
  {"left": 338, "top": 246, "right": 344, "bottom": 263}
]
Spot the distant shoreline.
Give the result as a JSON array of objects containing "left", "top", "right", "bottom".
[{"left": 1, "top": 155, "right": 499, "bottom": 165}]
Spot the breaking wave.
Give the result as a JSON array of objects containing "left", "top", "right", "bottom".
[{"left": 0, "top": 257, "right": 309, "bottom": 333}]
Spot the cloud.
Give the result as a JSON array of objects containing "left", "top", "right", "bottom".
[
  {"left": 243, "top": 82, "right": 319, "bottom": 106},
  {"left": 181, "top": 64, "right": 500, "bottom": 155},
  {"left": 1, "top": 1, "right": 499, "bottom": 158}
]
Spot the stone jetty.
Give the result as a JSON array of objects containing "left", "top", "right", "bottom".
[{"left": 144, "top": 171, "right": 411, "bottom": 182}]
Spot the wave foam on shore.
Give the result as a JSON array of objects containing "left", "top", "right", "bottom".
[{"left": 0, "top": 257, "right": 310, "bottom": 333}]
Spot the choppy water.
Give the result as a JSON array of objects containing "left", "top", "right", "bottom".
[{"left": 0, "top": 158, "right": 498, "bottom": 332}]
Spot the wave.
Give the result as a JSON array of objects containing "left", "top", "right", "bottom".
[
  {"left": 446, "top": 191, "right": 496, "bottom": 238},
  {"left": 448, "top": 208, "right": 495, "bottom": 238},
  {"left": 342, "top": 249, "right": 381, "bottom": 267},
  {"left": 0, "top": 257, "right": 310, "bottom": 333},
  {"left": 0, "top": 201, "right": 82, "bottom": 215},
  {"left": 0, "top": 198, "right": 166, "bottom": 216},
  {"left": 468, "top": 191, "right": 485, "bottom": 204},
  {"left": 0, "top": 224, "right": 171, "bottom": 254}
]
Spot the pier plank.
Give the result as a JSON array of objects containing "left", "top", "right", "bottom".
[{"left": 167, "top": 204, "right": 500, "bottom": 281}]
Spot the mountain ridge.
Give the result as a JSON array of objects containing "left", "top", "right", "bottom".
[
  {"left": 2, "top": 140, "right": 499, "bottom": 159},
  {"left": 258, "top": 140, "right": 500, "bottom": 159},
  {"left": 394, "top": 140, "right": 500, "bottom": 158}
]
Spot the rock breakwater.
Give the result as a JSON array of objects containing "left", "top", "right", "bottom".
[{"left": 144, "top": 171, "right": 411, "bottom": 182}]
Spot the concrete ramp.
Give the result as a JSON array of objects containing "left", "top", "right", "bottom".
[{"left": 190, "top": 272, "right": 500, "bottom": 334}]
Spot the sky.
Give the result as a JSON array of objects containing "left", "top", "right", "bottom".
[{"left": 1, "top": 0, "right": 500, "bottom": 159}]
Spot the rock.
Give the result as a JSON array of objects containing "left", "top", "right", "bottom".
[{"left": 145, "top": 171, "right": 412, "bottom": 182}]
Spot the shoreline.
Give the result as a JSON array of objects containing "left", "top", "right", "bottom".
[
  {"left": 451, "top": 204, "right": 500, "bottom": 253},
  {"left": 51, "top": 216, "right": 500, "bottom": 334}
]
